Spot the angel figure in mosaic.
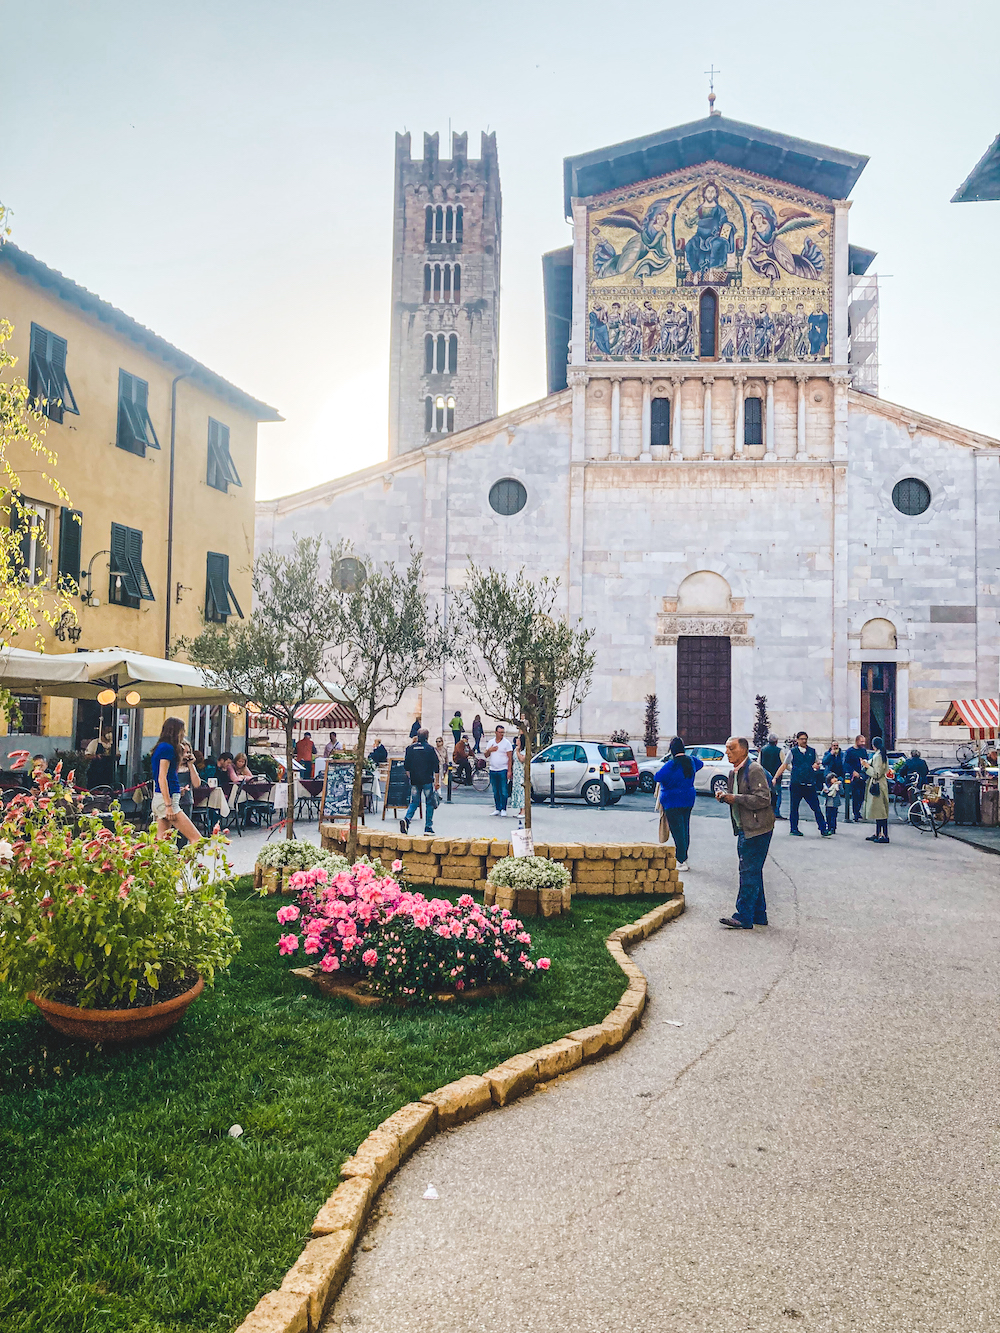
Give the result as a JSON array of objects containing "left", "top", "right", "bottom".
[
  {"left": 746, "top": 202, "right": 825, "bottom": 284},
  {"left": 593, "top": 198, "right": 675, "bottom": 281}
]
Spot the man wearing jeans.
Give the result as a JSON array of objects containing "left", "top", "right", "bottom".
[
  {"left": 776, "top": 731, "right": 832, "bottom": 837},
  {"left": 843, "top": 735, "right": 869, "bottom": 822},
  {"left": 716, "top": 737, "right": 776, "bottom": 929},
  {"left": 484, "top": 724, "right": 514, "bottom": 816},
  {"left": 400, "top": 729, "right": 439, "bottom": 835}
]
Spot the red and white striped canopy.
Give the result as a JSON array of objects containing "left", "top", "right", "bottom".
[
  {"left": 253, "top": 701, "right": 357, "bottom": 729},
  {"left": 937, "top": 698, "right": 999, "bottom": 740}
]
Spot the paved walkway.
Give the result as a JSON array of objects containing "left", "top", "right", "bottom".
[{"left": 321, "top": 815, "right": 999, "bottom": 1333}]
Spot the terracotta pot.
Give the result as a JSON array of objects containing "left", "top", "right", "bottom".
[
  {"left": 29, "top": 975, "right": 204, "bottom": 1044},
  {"left": 646, "top": 746, "right": 657, "bottom": 757}
]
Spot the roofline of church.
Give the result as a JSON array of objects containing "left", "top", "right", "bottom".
[{"left": 848, "top": 390, "right": 1000, "bottom": 451}]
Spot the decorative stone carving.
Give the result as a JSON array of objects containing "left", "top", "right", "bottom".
[{"left": 655, "top": 612, "right": 755, "bottom": 647}]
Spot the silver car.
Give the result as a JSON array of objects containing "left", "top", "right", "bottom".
[{"left": 529, "top": 741, "right": 626, "bottom": 805}]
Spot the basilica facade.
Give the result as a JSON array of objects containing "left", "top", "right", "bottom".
[{"left": 256, "top": 113, "right": 1000, "bottom": 753}]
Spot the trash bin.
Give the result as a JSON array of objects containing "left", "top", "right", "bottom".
[
  {"left": 952, "top": 777, "right": 981, "bottom": 826},
  {"left": 980, "top": 786, "right": 999, "bottom": 827}
]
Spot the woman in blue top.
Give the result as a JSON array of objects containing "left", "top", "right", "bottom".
[
  {"left": 150, "top": 716, "right": 201, "bottom": 844},
  {"left": 654, "top": 737, "right": 703, "bottom": 871}
]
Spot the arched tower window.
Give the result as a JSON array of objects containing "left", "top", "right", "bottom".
[
  {"left": 446, "top": 395, "right": 455, "bottom": 433},
  {"left": 434, "top": 395, "right": 445, "bottom": 432},
  {"left": 434, "top": 205, "right": 443, "bottom": 243},
  {"left": 423, "top": 264, "right": 431, "bottom": 303},
  {"left": 744, "top": 396, "right": 763, "bottom": 447},
  {"left": 424, "top": 334, "right": 434, "bottom": 374},
  {"left": 453, "top": 263, "right": 461, "bottom": 303},
  {"left": 432, "top": 264, "right": 441, "bottom": 302},
  {"left": 651, "top": 396, "right": 670, "bottom": 448},
  {"left": 424, "top": 396, "right": 433, "bottom": 432},
  {"left": 448, "top": 333, "right": 458, "bottom": 373},
  {"left": 699, "top": 289, "right": 717, "bottom": 358},
  {"left": 436, "top": 333, "right": 446, "bottom": 373},
  {"left": 443, "top": 263, "right": 452, "bottom": 303},
  {"left": 455, "top": 204, "right": 464, "bottom": 243},
  {"left": 424, "top": 206, "right": 433, "bottom": 245},
  {"left": 445, "top": 205, "right": 454, "bottom": 242}
]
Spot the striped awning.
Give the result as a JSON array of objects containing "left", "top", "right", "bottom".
[
  {"left": 252, "top": 701, "right": 357, "bottom": 728},
  {"left": 937, "top": 698, "right": 999, "bottom": 739}
]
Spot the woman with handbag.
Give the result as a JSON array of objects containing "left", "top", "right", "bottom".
[
  {"left": 862, "top": 736, "right": 891, "bottom": 843},
  {"left": 654, "top": 737, "right": 703, "bottom": 872}
]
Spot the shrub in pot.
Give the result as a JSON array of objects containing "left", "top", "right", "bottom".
[
  {"left": 275, "top": 860, "right": 550, "bottom": 1002},
  {"left": 0, "top": 772, "right": 239, "bottom": 1041},
  {"left": 485, "top": 855, "right": 572, "bottom": 917},
  {"left": 253, "top": 839, "right": 349, "bottom": 893}
]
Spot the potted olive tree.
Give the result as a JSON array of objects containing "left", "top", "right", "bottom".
[{"left": 0, "top": 770, "right": 239, "bottom": 1043}]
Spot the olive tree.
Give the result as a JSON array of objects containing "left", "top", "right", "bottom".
[{"left": 451, "top": 567, "right": 595, "bottom": 831}]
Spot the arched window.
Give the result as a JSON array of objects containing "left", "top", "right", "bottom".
[
  {"left": 424, "top": 396, "right": 433, "bottom": 432},
  {"left": 744, "top": 396, "right": 763, "bottom": 447},
  {"left": 434, "top": 205, "right": 443, "bottom": 243},
  {"left": 446, "top": 395, "right": 455, "bottom": 432},
  {"left": 448, "top": 333, "right": 458, "bottom": 373},
  {"left": 453, "top": 263, "right": 461, "bottom": 302},
  {"left": 335, "top": 557, "right": 366, "bottom": 591},
  {"left": 424, "top": 334, "right": 434, "bottom": 374},
  {"left": 445, "top": 205, "right": 453, "bottom": 242},
  {"left": 455, "top": 205, "right": 464, "bottom": 243},
  {"left": 651, "top": 396, "right": 670, "bottom": 448},
  {"left": 423, "top": 264, "right": 431, "bottom": 303},
  {"left": 432, "top": 264, "right": 441, "bottom": 302},
  {"left": 443, "top": 263, "right": 452, "bottom": 303},
  {"left": 434, "top": 395, "right": 445, "bottom": 432},
  {"left": 699, "top": 289, "right": 717, "bottom": 358},
  {"left": 436, "top": 333, "right": 446, "bottom": 373},
  {"left": 424, "top": 206, "right": 433, "bottom": 245}
]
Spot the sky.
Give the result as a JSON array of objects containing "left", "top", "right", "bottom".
[{"left": 2, "top": 0, "right": 999, "bottom": 500}]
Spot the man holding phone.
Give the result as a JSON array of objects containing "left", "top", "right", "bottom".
[{"left": 716, "top": 736, "right": 775, "bottom": 929}]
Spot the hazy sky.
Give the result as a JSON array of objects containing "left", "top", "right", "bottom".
[{"left": 3, "top": 1, "right": 998, "bottom": 500}]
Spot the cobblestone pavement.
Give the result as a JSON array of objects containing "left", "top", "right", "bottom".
[{"left": 320, "top": 814, "right": 1000, "bottom": 1333}]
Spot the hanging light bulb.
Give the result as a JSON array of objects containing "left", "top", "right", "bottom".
[
  {"left": 125, "top": 690, "right": 141, "bottom": 706},
  {"left": 97, "top": 688, "right": 116, "bottom": 706},
  {"left": 247, "top": 701, "right": 261, "bottom": 714}
]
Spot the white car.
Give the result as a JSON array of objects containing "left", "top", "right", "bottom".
[
  {"left": 530, "top": 741, "right": 626, "bottom": 805},
  {"left": 637, "top": 744, "right": 758, "bottom": 797}
]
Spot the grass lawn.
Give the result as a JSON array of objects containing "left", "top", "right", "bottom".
[{"left": 0, "top": 880, "right": 671, "bottom": 1333}]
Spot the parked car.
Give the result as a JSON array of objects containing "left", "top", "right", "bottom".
[
  {"left": 637, "top": 744, "right": 758, "bottom": 797},
  {"left": 599, "top": 743, "right": 639, "bottom": 793},
  {"left": 530, "top": 741, "right": 626, "bottom": 805}
]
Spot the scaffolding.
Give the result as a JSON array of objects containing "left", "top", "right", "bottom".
[{"left": 848, "top": 274, "right": 879, "bottom": 396}]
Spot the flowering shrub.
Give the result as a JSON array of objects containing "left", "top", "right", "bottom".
[
  {"left": 0, "top": 772, "right": 239, "bottom": 1008},
  {"left": 487, "top": 855, "right": 571, "bottom": 893},
  {"left": 255, "top": 840, "right": 349, "bottom": 875},
  {"left": 275, "top": 860, "right": 551, "bottom": 1000}
]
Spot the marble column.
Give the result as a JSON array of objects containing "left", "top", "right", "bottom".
[
  {"left": 569, "top": 369, "right": 587, "bottom": 464},
  {"left": 670, "top": 377, "right": 683, "bottom": 459},
  {"left": 733, "top": 374, "right": 745, "bottom": 457},
  {"left": 702, "top": 377, "right": 714, "bottom": 458},
  {"left": 610, "top": 376, "right": 621, "bottom": 457},
  {"left": 640, "top": 377, "right": 652, "bottom": 461},
  {"left": 796, "top": 373, "right": 808, "bottom": 459},
  {"left": 764, "top": 375, "right": 776, "bottom": 461}
]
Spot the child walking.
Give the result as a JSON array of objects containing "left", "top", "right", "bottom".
[{"left": 821, "top": 773, "right": 841, "bottom": 834}]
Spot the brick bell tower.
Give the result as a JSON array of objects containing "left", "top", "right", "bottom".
[{"left": 388, "top": 130, "right": 501, "bottom": 458}]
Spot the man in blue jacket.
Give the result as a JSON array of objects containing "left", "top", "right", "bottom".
[
  {"left": 775, "top": 731, "right": 832, "bottom": 837},
  {"left": 842, "top": 734, "right": 869, "bottom": 822}
]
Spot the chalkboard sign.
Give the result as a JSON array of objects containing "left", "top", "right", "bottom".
[
  {"left": 382, "top": 758, "right": 411, "bottom": 817},
  {"left": 321, "top": 762, "right": 356, "bottom": 821}
]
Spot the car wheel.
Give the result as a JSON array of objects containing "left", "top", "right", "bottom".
[
  {"left": 638, "top": 772, "right": 655, "bottom": 793},
  {"left": 582, "top": 780, "right": 603, "bottom": 806},
  {"left": 710, "top": 775, "right": 728, "bottom": 797}
]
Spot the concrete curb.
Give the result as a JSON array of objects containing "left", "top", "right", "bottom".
[{"left": 233, "top": 893, "right": 686, "bottom": 1333}]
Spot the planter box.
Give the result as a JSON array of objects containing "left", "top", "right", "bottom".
[{"left": 30, "top": 975, "right": 204, "bottom": 1044}]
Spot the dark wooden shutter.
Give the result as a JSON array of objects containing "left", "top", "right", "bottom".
[
  {"left": 744, "top": 397, "right": 762, "bottom": 447},
  {"left": 57, "top": 507, "right": 82, "bottom": 588},
  {"left": 676, "top": 636, "right": 731, "bottom": 745},
  {"left": 651, "top": 396, "right": 670, "bottom": 447}
]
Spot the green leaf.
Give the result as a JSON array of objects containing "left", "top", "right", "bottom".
[{"left": 74, "top": 952, "right": 84, "bottom": 971}]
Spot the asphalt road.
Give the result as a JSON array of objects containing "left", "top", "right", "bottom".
[{"left": 322, "top": 814, "right": 1000, "bottom": 1333}]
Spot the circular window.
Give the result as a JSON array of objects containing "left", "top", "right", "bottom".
[
  {"left": 335, "top": 556, "right": 366, "bottom": 590},
  {"left": 892, "top": 477, "right": 931, "bottom": 516},
  {"left": 489, "top": 478, "right": 527, "bottom": 516}
]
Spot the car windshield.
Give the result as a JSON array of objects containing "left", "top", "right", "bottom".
[{"left": 599, "top": 744, "right": 634, "bottom": 763}]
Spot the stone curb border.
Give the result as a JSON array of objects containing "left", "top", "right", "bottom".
[{"left": 234, "top": 894, "right": 686, "bottom": 1333}]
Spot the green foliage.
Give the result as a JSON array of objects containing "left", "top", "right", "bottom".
[
  {"left": 644, "top": 693, "right": 659, "bottom": 749},
  {"left": 753, "top": 694, "right": 771, "bottom": 749},
  {"left": 247, "top": 752, "right": 279, "bottom": 782},
  {"left": 52, "top": 749, "right": 92, "bottom": 784},
  {"left": 0, "top": 777, "right": 238, "bottom": 1007},
  {"left": 487, "top": 855, "right": 571, "bottom": 891}
]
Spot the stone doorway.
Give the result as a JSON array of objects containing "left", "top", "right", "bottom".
[
  {"left": 676, "top": 636, "right": 732, "bottom": 744},
  {"left": 861, "top": 662, "right": 896, "bottom": 747}
]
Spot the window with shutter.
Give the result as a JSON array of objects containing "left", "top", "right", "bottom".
[
  {"left": 448, "top": 334, "right": 458, "bottom": 373},
  {"left": 207, "top": 418, "right": 242, "bottom": 493},
  {"left": 10, "top": 494, "right": 53, "bottom": 586},
  {"left": 651, "top": 397, "right": 670, "bottom": 448},
  {"left": 424, "top": 334, "right": 434, "bottom": 374},
  {"left": 744, "top": 397, "right": 763, "bottom": 447},
  {"left": 28, "top": 324, "right": 79, "bottom": 424},
  {"left": 109, "top": 522, "right": 154, "bottom": 607},
  {"left": 205, "top": 551, "right": 243, "bottom": 623},
  {"left": 116, "top": 370, "right": 160, "bottom": 455},
  {"left": 57, "top": 507, "right": 83, "bottom": 591}
]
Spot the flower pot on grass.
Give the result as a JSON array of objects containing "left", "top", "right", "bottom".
[
  {"left": 486, "top": 855, "right": 572, "bottom": 918},
  {"left": 30, "top": 975, "right": 204, "bottom": 1044}
]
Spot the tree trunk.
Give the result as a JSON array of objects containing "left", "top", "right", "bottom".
[
  {"left": 284, "top": 721, "right": 296, "bottom": 839},
  {"left": 522, "top": 724, "right": 533, "bottom": 833},
  {"left": 346, "top": 719, "right": 369, "bottom": 865}
]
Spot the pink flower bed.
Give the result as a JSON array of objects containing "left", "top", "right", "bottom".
[{"left": 274, "top": 861, "right": 550, "bottom": 1001}]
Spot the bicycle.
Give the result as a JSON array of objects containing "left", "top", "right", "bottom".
[
  {"left": 955, "top": 741, "right": 977, "bottom": 764},
  {"left": 906, "top": 788, "right": 951, "bottom": 836},
  {"left": 471, "top": 756, "right": 490, "bottom": 792}
]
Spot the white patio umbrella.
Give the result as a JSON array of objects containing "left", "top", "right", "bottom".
[{"left": 0, "top": 646, "right": 240, "bottom": 709}]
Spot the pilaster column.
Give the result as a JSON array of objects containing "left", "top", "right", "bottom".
[
  {"left": 796, "top": 373, "right": 808, "bottom": 459},
  {"left": 669, "top": 376, "right": 683, "bottom": 459},
  {"left": 733, "top": 374, "right": 746, "bottom": 457},
  {"left": 764, "top": 375, "right": 776, "bottom": 461},
  {"left": 568, "top": 369, "right": 588, "bottom": 464},
  {"left": 610, "top": 376, "right": 621, "bottom": 457},
  {"left": 640, "top": 377, "right": 652, "bottom": 461},
  {"left": 702, "top": 376, "right": 714, "bottom": 458},
  {"left": 832, "top": 371, "right": 850, "bottom": 461}
]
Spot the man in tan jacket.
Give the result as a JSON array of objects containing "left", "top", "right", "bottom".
[{"left": 715, "top": 736, "right": 776, "bottom": 930}]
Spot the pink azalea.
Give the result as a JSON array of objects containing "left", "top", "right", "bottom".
[
  {"left": 391, "top": 859, "right": 403, "bottom": 872},
  {"left": 537, "top": 958, "right": 551, "bottom": 970},
  {"left": 303, "top": 935, "right": 323, "bottom": 955},
  {"left": 362, "top": 948, "right": 378, "bottom": 967},
  {"left": 277, "top": 934, "right": 299, "bottom": 955},
  {"left": 276, "top": 904, "right": 300, "bottom": 924},
  {"left": 320, "top": 954, "right": 340, "bottom": 972}
]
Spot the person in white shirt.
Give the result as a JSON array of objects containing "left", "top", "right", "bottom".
[{"left": 484, "top": 725, "right": 514, "bottom": 816}]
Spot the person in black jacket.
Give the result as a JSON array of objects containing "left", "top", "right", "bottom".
[
  {"left": 900, "top": 750, "right": 929, "bottom": 790},
  {"left": 774, "top": 731, "right": 832, "bottom": 836},
  {"left": 401, "top": 729, "right": 439, "bottom": 834},
  {"left": 842, "top": 735, "right": 869, "bottom": 822},
  {"left": 759, "top": 733, "right": 784, "bottom": 817},
  {"left": 368, "top": 739, "right": 388, "bottom": 765}
]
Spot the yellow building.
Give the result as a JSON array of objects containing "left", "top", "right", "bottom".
[{"left": 0, "top": 242, "right": 280, "bottom": 770}]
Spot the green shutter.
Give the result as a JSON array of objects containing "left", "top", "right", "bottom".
[
  {"left": 205, "top": 551, "right": 232, "bottom": 620},
  {"left": 57, "top": 507, "right": 82, "bottom": 589}
]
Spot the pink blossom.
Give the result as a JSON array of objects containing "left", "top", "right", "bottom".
[
  {"left": 537, "top": 957, "right": 551, "bottom": 970},
  {"left": 320, "top": 954, "right": 340, "bottom": 972},
  {"left": 277, "top": 934, "right": 299, "bottom": 955},
  {"left": 391, "top": 859, "right": 403, "bottom": 872},
  {"left": 362, "top": 948, "right": 378, "bottom": 967},
  {"left": 303, "top": 935, "right": 323, "bottom": 955},
  {"left": 276, "top": 904, "right": 300, "bottom": 924}
]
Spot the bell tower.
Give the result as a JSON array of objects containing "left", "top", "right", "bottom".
[{"left": 388, "top": 130, "right": 501, "bottom": 458}]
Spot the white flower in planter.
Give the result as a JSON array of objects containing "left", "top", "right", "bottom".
[
  {"left": 0, "top": 839, "right": 13, "bottom": 863},
  {"left": 486, "top": 856, "right": 571, "bottom": 892}
]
